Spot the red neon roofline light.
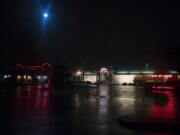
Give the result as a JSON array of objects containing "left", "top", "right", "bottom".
[
  {"left": 41, "top": 63, "right": 53, "bottom": 68},
  {"left": 149, "top": 74, "right": 173, "bottom": 78},
  {"left": 16, "top": 63, "right": 53, "bottom": 68}
]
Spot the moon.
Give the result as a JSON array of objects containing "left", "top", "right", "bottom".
[{"left": 43, "top": 13, "right": 48, "bottom": 18}]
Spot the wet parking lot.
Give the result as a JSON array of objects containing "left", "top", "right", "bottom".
[{"left": 0, "top": 84, "right": 180, "bottom": 135}]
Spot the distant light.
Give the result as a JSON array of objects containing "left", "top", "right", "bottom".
[
  {"left": 43, "top": 13, "right": 48, "bottom": 18},
  {"left": 169, "top": 70, "right": 178, "bottom": 74},
  {"left": 37, "top": 76, "right": 41, "bottom": 80},
  {"left": 76, "top": 71, "right": 82, "bottom": 76},
  {"left": 142, "top": 71, "right": 155, "bottom": 74},
  {"left": 116, "top": 70, "right": 155, "bottom": 74},
  {"left": 27, "top": 75, "right": 32, "bottom": 81},
  {"left": 7, "top": 75, "right": 12, "bottom": 78},
  {"left": 113, "top": 75, "right": 135, "bottom": 84},
  {"left": 17, "top": 75, "right": 21, "bottom": 80},
  {"left": 23, "top": 75, "right": 27, "bottom": 80},
  {"left": 149, "top": 74, "right": 172, "bottom": 79},
  {"left": 43, "top": 76, "right": 48, "bottom": 80},
  {"left": 116, "top": 71, "right": 128, "bottom": 74},
  {"left": 100, "top": 67, "right": 108, "bottom": 73},
  {"left": 129, "top": 71, "right": 141, "bottom": 74},
  {"left": 4, "top": 75, "right": 8, "bottom": 79}
]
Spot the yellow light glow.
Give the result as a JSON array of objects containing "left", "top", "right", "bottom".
[
  {"left": 76, "top": 71, "right": 82, "bottom": 76},
  {"left": 27, "top": 75, "right": 32, "bottom": 81}
]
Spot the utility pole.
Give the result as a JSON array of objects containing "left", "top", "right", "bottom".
[{"left": 146, "top": 63, "right": 149, "bottom": 70}]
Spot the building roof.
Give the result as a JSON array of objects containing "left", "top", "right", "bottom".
[
  {"left": 16, "top": 63, "right": 53, "bottom": 74},
  {"left": 113, "top": 70, "right": 178, "bottom": 75}
]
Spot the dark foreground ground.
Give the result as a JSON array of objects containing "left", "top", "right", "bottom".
[{"left": 0, "top": 84, "right": 180, "bottom": 135}]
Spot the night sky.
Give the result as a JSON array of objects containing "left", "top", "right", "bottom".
[{"left": 1, "top": 0, "right": 180, "bottom": 70}]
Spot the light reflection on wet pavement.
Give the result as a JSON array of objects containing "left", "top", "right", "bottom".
[{"left": 0, "top": 84, "right": 180, "bottom": 135}]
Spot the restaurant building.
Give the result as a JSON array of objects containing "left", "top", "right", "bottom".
[{"left": 72, "top": 67, "right": 179, "bottom": 85}]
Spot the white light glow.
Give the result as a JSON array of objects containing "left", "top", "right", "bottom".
[
  {"left": 37, "top": 76, "right": 41, "bottom": 80},
  {"left": 43, "top": 76, "right": 48, "bottom": 80},
  {"left": 112, "top": 75, "right": 135, "bottom": 84},
  {"left": 100, "top": 67, "right": 108, "bottom": 73},
  {"left": 43, "top": 13, "right": 48, "bottom": 18},
  {"left": 84, "top": 75, "right": 97, "bottom": 83},
  {"left": 7, "top": 75, "right": 12, "bottom": 78},
  {"left": 17, "top": 75, "right": 21, "bottom": 80}
]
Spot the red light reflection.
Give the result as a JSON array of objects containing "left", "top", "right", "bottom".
[
  {"left": 149, "top": 90, "right": 176, "bottom": 121},
  {"left": 11, "top": 84, "right": 52, "bottom": 114},
  {"left": 152, "top": 86, "right": 174, "bottom": 90}
]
